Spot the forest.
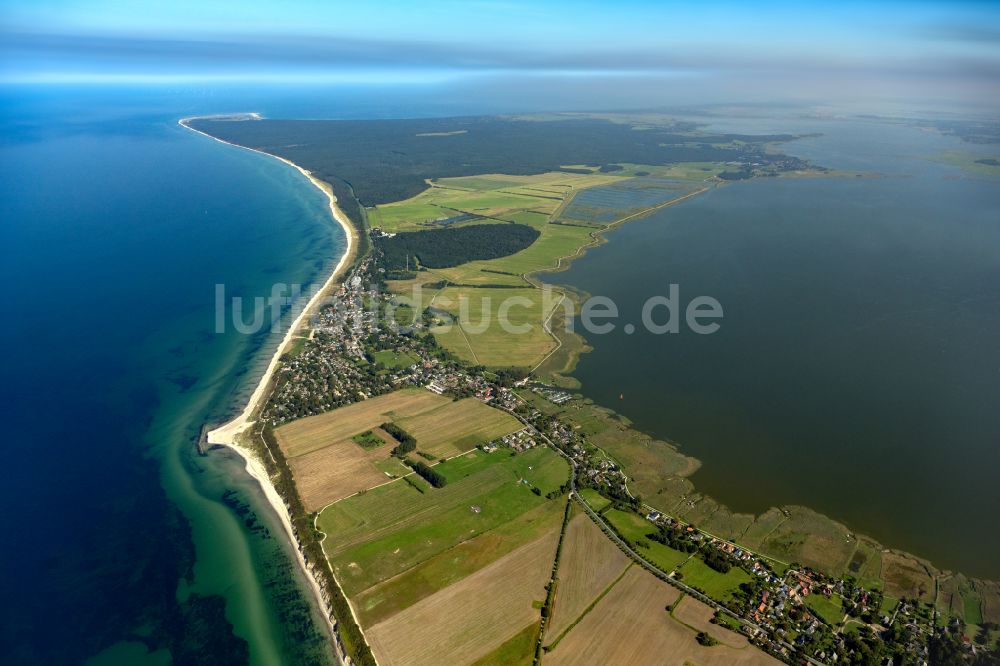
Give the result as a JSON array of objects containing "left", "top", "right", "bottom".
[
  {"left": 188, "top": 116, "right": 806, "bottom": 216},
  {"left": 377, "top": 223, "right": 540, "bottom": 269}
]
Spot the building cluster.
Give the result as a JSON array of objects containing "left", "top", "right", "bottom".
[
  {"left": 259, "top": 248, "right": 984, "bottom": 666},
  {"left": 265, "top": 257, "right": 433, "bottom": 425},
  {"left": 533, "top": 385, "right": 572, "bottom": 404},
  {"left": 481, "top": 427, "right": 538, "bottom": 453}
]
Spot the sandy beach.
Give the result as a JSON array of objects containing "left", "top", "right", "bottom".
[{"left": 179, "top": 116, "right": 358, "bottom": 660}]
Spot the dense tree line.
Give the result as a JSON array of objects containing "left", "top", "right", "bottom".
[
  {"left": 492, "top": 366, "right": 530, "bottom": 386},
  {"left": 408, "top": 460, "right": 447, "bottom": 488},
  {"left": 381, "top": 422, "right": 416, "bottom": 456},
  {"left": 189, "top": 116, "right": 802, "bottom": 207},
  {"left": 259, "top": 427, "right": 377, "bottom": 666},
  {"left": 701, "top": 548, "right": 736, "bottom": 574},
  {"left": 647, "top": 526, "right": 699, "bottom": 553},
  {"left": 378, "top": 224, "right": 540, "bottom": 270}
]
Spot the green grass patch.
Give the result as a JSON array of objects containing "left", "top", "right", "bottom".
[
  {"left": 319, "top": 446, "right": 569, "bottom": 595},
  {"left": 421, "top": 285, "right": 560, "bottom": 367},
  {"left": 351, "top": 430, "right": 385, "bottom": 450},
  {"left": 964, "top": 593, "right": 984, "bottom": 625},
  {"left": 371, "top": 456, "right": 410, "bottom": 478},
  {"left": 713, "top": 611, "right": 742, "bottom": 632},
  {"left": 470, "top": 622, "right": 539, "bottom": 666},
  {"left": 371, "top": 349, "right": 419, "bottom": 369},
  {"left": 675, "top": 557, "right": 751, "bottom": 602},
  {"left": 353, "top": 500, "right": 564, "bottom": 625},
  {"left": 804, "top": 592, "right": 845, "bottom": 626},
  {"left": 577, "top": 487, "right": 611, "bottom": 512},
  {"left": 603, "top": 508, "right": 690, "bottom": 572}
]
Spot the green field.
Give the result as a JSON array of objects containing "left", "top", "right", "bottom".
[
  {"left": 353, "top": 500, "right": 564, "bottom": 625},
  {"left": 372, "top": 349, "right": 419, "bottom": 369},
  {"left": 351, "top": 430, "right": 385, "bottom": 450},
  {"left": 675, "top": 556, "right": 752, "bottom": 601},
  {"left": 379, "top": 169, "right": 716, "bottom": 370},
  {"left": 804, "top": 592, "right": 846, "bottom": 626},
  {"left": 603, "top": 508, "right": 691, "bottom": 572},
  {"left": 577, "top": 487, "right": 611, "bottom": 512},
  {"left": 369, "top": 175, "right": 576, "bottom": 234},
  {"left": 470, "top": 623, "right": 538, "bottom": 666},
  {"left": 434, "top": 213, "right": 595, "bottom": 286},
  {"left": 319, "top": 446, "right": 570, "bottom": 595}
]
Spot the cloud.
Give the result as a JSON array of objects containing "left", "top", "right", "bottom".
[
  {"left": 918, "top": 22, "right": 1000, "bottom": 44},
  {"left": 2, "top": 24, "right": 998, "bottom": 101}
]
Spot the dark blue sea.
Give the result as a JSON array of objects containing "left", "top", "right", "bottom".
[
  {"left": 0, "top": 82, "right": 570, "bottom": 666},
  {"left": 0, "top": 85, "right": 409, "bottom": 666}
]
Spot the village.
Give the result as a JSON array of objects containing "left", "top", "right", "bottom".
[{"left": 261, "top": 244, "right": 974, "bottom": 666}]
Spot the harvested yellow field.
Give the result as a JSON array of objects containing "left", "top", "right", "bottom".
[
  {"left": 288, "top": 435, "right": 400, "bottom": 511},
  {"left": 365, "top": 529, "right": 559, "bottom": 666},
  {"left": 395, "top": 397, "right": 524, "bottom": 458},
  {"left": 546, "top": 567, "right": 780, "bottom": 666},
  {"left": 274, "top": 389, "right": 450, "bottom": 458},
  {"left": 426, "top": 286, "right": 560, "bottom": 368},
  {"left": 546, "top": 512, "right": 631, "bottom": 642}
]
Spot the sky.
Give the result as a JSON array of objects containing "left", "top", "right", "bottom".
[{"left": 2, "top": 0, "right": 999, "bottom": 110}]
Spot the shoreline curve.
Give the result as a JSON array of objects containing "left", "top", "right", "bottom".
[{"left": 179, "top": 115, "right": 358, "bottom": 662}]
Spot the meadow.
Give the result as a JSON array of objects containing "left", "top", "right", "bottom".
[
  {"left": 315, "top": 443, "right": 571, "bottom": 664},
  {"left": 380, "top": 169, "right": 708, "bottom": 369},
  {"left": 371, "top": 349, "right": 419, "bottom": 369},
  {"left": 275, "top": 389, "right": 522, "bottom": 509},
  {"left": 320, "top": 447, "right": 568, "bottom": 576},
  {"left": 675, "top": 556, "right": 752, "bottom": 602},
  {"left": 603, "top": 508, "right": 692, "bottom": 572},
  {"left": 427, "top": 286, "right": 562, "bottom": 367}
]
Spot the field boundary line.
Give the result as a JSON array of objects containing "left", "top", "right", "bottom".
[{"left": 543, "top": 562, "right": 633, "bottom": 652}]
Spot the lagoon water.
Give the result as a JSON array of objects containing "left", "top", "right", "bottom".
[{"left": 552, "top": 120, "right": 1000, "bottom": 579}]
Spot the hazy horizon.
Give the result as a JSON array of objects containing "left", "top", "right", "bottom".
[{"left": 3, "top": 0, "right": 1000, "bottom": 114}]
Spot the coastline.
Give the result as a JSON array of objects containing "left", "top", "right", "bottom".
[
  {"left": 179, "top": 116, "right": 359, "bottom": 661},
  {"left": 179, "top": 116, "right": 999, "bottom": 653}
]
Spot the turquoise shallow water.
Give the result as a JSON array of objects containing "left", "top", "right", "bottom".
[{"left": 0, "top": 87, "right": 344, "bottom": 665}]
